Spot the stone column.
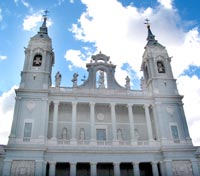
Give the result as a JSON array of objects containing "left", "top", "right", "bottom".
[
  {"left": 128, "top": 104, "right": 136, "bottom": 144},
  {"left": 151, "top": 104, "right": 160, "bottom": 140},
  {"left": 133, "top": 162, "right": 140, "bottom": 176},
  {"left": 39, "top": 98, "right": 48, "bottom": 140},
  {"left": 35, "top": 160, "right": 44, "bottom": 176},
  {"left": 70, "top": 163, "right": 76, "bottom": 176},
  {"left": 2, "top": 159, "right": 12, "bottom": 176},
  {"left": 49, "top": 162, "right": 56, "bottom": 176},
  {"left": 90, "top": 102, "right": 96, "bottom": 144},
  {"left": 71, "top": 102, "right": 77, "bottom": 144},
  {"left": 52, "top": 101, "right": 59, "bottom": 140},
  {"left": 144, "top": 104, "right": 153, "bottom": 142},
  {"left": 151, "top": 162, "right": 159, "bottom": 176},
  {"left": 163, "top": 160, "right": 173, "bottom": 176},
  {"left": 113, "top": 163, "right": 120, "bottom": 176},
  {"left": 110, "top": 103, "right": 117, "bottom": 143},
  {"left": 191, "top": 159, "right": 200, "bottom": 176},
  {"left": 90, "top": 162, "right": 97, "bottom": 176}
]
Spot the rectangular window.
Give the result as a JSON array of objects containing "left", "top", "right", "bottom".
[
  {"left": 171, "top": 125, "right": 179, "bottom": 143},
  {"left": 96, "top": 129, "right": 106, "bottom": 141},
  {"left": 23, "top": 122, "right": 32, "bottom": 142}
]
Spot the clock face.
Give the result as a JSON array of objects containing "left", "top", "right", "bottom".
[{"left": 97, "top": 113, "right": 105, "bottom": 121}]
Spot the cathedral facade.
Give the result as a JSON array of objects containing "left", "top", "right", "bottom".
[{"left": 1, "top": 16, "right": 200, "bottom": 176}]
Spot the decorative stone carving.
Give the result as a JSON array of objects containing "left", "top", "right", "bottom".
[
  {"left": 117, "top": 129, "right": 123, "bottom": 141},
  {"left": 72, "top": 73, "right": 79, "bottom": 87},
  {"left": 11, "top": 160, "right": 35, "bottom": 176},
  {"left": 79, "top": 128, "right": 85, "bottom": 141},
  {"left": 62, "top": 128, "right": 67, "bottom": 140},
  {"left": 166, "top": 106, "right": 174, "bottom": 116},
  {"left": 97, "top": 113, "right": 105, "bottom": 121},
  {"left": 172, "top": 160, "right": 193, "bottom": 176},
  {"left": 98, "top": 71, "right": 105, "bottom": 88},
  {"left": 125, "top": 76, "right": 130, "bottom": 90},
  {"left": 26, "top": 101, "right": 35, "bottom": 112},
  {"left": 55, "top": 71, "right": 61, "bottom": 87}
]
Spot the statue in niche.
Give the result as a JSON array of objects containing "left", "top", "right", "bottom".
[
  {"left": 134, "top": 128, "right": 140, "bottom": 140},
  {"left": 55, "top": 71, "right": 61, "bottom": 87},
  {"left": 62, "top": 128, "right": 67, "bottom": 140},
  {"left": 72, "top": 73, "right": 79, "bottom": 87},
  {"left": 98, "top": 70, "right": 105, "bottom": 88},
  {"left": 117, "top": 129, "right": 123, "bottom": 141},
  {"left": 125, "top": 76, "right": 130, "bottom": 90},
  {"left": 157, "top": 61, "right": 165, "bottom": 73},
  {"left": 79, "top": 128, "right": 85, "bottom": 141}
]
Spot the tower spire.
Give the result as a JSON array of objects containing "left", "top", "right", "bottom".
[
  {"left": 38, "top": 10, "right": 49, "bottom": 35},
  {"left": 144, "top": 19, "right": 158, "bottom": 46}
]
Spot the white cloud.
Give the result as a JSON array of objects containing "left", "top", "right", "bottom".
[
  {"left": 157, "top": 0, "right": 173, "bottom": 9},
  {"left": 0, "top": 86, "right": 17, "bottom": 144},
  {"left": 21, "top": 0, "right": 29, "bottom": 8},
  {"left": 177, "top": 75, "right": 200, "bottom": 146},
  {"left": 23, "top": 11, "right": 53, "bottom": 31},
  {"left": 14, "top": 0, "right": 30, "bottom": 8},
  {"left": 67, "top": 0, "right": 200, "bottom": 145},
  {"left": 0, "top": 55, "right": 7, "bottom": 60},
  {"left": 64, "top": 49, "right": 88, "bottom": 70},
  {"left": 23, "top": 13, "right": 42, "bottom": 31}
]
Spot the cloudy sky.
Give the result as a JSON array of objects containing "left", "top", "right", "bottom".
[{"left": 0, "top": 0, "right": 200, "bottom": 146}]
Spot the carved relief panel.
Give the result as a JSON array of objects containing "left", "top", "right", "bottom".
[
  {"left": 172, "top": 160, "right": 193, "bottom": 176},
  {"left": 11, "top": 160, "right": 35, "bottom": 176}
]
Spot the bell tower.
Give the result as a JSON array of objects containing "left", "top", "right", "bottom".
[
  {"left": 20, "top": 13, "right": 54, "bottom": 90},
  {"left": 141, "top": 21, "right": 191, "bottom": 144},
  {"left": 8, "top": 13, "right": 54, "bottom": 145},
  {"left": 141, "top": 21, "right": 178, "bottom": 95}
]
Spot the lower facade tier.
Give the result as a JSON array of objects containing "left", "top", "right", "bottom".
[{"left": 2, "top": 145, "right": 200, "bottom": 176}]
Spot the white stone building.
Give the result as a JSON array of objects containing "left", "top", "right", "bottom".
[{"left": 1, "top": 16, "right": 200, "bottom": 176}]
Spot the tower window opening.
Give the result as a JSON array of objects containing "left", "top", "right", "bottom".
[
  {"left": 157, "top": 61, "right": 165, "bottom": 73},
  {"left": 33, "top": 54, "right": 42, "bottom": 66}
]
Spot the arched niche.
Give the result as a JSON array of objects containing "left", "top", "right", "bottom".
[{"left": 96, "top": 69, "right": 107, "bottom": 88}]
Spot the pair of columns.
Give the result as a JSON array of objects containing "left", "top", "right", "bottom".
[{"left": 51, "top": 101, "right": 154, "bottom": 143}]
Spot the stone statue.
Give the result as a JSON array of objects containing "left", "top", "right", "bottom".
[
  {"left": 55, "top": 71, "right": 61, "bottom": 87},
  {"left": 72, "top": 73, "right": 79, "bottom": 87},
  {"left": 98, "top": 71, "right": 105, "bottom": 88},
  {"left": 140, "top": 77, "right": 146, "bottom": 90},
  {"left": 79, "top": 128, "right": 85, "bottom": 141},
  {"left": 117, "top": 129, "right": 123, "bottom": 141},
  {"left": 125, "top": 76, "right": 130, "bottom": 90},
  {"left": 157, "top": 62, "right": 165, "bottom": 73},
  {"left": 134, "top": 128, "right": 140, "bottom": 140},
  {"left": 62, "top": 128, "right": 67, "bottom": 140}
]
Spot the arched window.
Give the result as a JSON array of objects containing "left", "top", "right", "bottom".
[
  {"left": 157, "top": 61, "right": 165, "bottom": 73},
  {"left": 33, "top": 54, "right": 42, "bottom": 66}
]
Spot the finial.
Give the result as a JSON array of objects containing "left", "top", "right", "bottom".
[
  {"left": 144, "top": 18, "right": 150, "bottom": 28},
  {"left": 43, "top": 10, "right": 49, "bottom": 19}
]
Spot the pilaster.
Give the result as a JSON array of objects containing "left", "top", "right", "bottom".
[{"left": 71, "top": 101, "right": 77, "bottom": 144}]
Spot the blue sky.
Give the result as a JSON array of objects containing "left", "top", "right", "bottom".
[{"left": 0, "top": 0, "right": 200, "bottom": 145}]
